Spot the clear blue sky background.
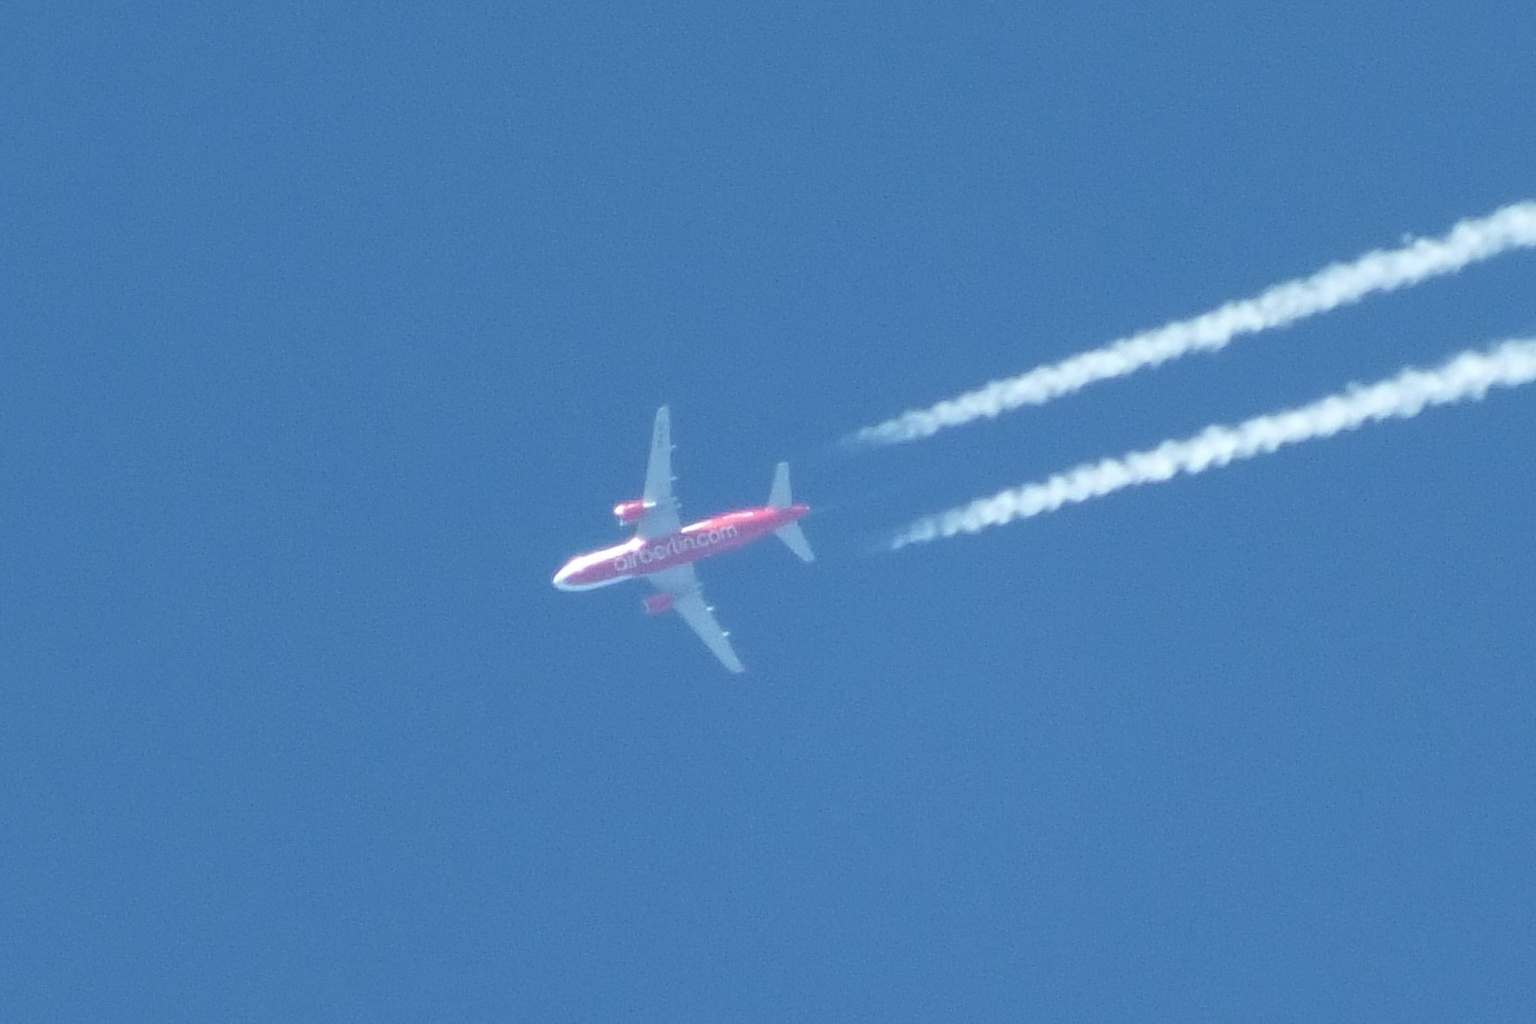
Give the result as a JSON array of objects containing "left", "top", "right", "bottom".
[{"left": 4, "top": 3, "right": 1534, "bottom": 1021}]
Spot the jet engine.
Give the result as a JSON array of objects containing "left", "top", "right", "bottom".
[
  {"left": 642, "top": 592, "right": 673, "bottom": 615},
  {"left": 612, "top": 498, "right": 651, "bottom": 526}
]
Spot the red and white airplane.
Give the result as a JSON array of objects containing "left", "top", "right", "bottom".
[{"left": 552, "top": 405, "right": 813, "bottom": 673}]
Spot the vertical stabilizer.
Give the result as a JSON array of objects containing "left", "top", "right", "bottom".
[
  {"left": 768, "top": 461, "right": 793, "bottom": 509},
  {"left": 768, "top": 462, "right": 815, "bottom": 562}
]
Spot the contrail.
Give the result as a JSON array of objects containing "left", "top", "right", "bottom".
[
  {"left": 849, "top": 201, "right": 1536, "bottom": 448},
  {"left": 889, "top": 336, "right": 1536, "bottom": 549}
]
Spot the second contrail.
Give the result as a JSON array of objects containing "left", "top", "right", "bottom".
[
  {"left": 849, "top": 201, "right": 1536, "bottom": 449},
  {"left": 890, "top": 336, "right": 1536, "bottom": 549}
]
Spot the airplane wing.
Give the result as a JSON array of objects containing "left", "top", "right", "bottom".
[
  {"left": 637, "top": 405, "right": 681, "bottom": 539},
  {"left": 647, "top": 564, "right": 744, "bottom": 674}
]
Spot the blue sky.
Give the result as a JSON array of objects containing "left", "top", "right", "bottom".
[{"left": 3, "top": 3, "right": 1534, "bottom": 1020}]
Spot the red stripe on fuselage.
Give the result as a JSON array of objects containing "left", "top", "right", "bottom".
[{"left": 552, "top": 504, "right": 807, "bottom": 591}]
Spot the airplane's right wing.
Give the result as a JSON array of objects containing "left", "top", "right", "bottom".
[
  {"left": 647, "top": 564, "right": 744, "bottom": 674},
  {"left": 637, "top": 405, "right": 681, "bottom": 539}
]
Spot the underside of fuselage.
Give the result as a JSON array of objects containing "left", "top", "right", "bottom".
[{"left": 551, "top": 503, "right": 806, "bottom": 592}]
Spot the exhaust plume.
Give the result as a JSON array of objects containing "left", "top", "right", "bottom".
[
  {"left": 850, "top": 202, "right": 1536, "bottom": 448},
  {"left": 890, "top": 337, "right": 1536, "bottom": 549}
]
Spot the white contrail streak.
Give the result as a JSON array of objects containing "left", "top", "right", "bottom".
[
  {"left": 850, "top": 201, "right": 1536, "bottom": 448},
  {"left": 890, "top": 337, "right": 1536, "bottom": 549}
]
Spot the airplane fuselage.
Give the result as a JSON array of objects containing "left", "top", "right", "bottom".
[{"left": 552, "top": 503, "right": 809, "bottom": 592}]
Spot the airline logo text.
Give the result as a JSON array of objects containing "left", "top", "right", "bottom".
[{"left": 613, "top": 525, "right": 740, "bottom": 571}]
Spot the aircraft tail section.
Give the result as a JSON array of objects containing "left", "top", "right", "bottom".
[
  {"left": 776, "top": 521, "right": 815, "bottom": 563},
  {"left": 768, "top": 462, "right": 815, "bottom": 563},
  {"left": 768, "top": 461, "right": 793, "bottom": 509}
]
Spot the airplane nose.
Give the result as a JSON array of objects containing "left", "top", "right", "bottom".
[{"left": 552, "top": 563, "right": 572, "bottom": 590}]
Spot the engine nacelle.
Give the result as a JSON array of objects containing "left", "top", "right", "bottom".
[
  {"left": 642, "top": 591, "right": 673, "bottom": 615},
  {"left": 613, "top": 497, "right": 651, "bottom": 526}
]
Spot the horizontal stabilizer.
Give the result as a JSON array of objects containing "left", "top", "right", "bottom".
[
  {"left": 768, "top": 462, "right": 814, "bottom": 562},
  {"left": 775, "top": 521, "right": 815, "bottom": 563}
]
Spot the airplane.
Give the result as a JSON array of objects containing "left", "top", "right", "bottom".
[{"left": 551, "top": 405, "right": 813, "bottom": 673}]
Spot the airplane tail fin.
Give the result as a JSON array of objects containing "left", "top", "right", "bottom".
[
  {"left": 768, "top": 462, "right": 815, "bottom": 563},
  {"left": 768, "top": 461, "right": 793, "bottom": 509}
]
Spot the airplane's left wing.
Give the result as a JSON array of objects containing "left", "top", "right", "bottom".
[
  {"left": 647, "top": 564, "right": 744, "bottom": 674},
  {"left": 637, "top": 405, "right": 681, "bottom": 538}
]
